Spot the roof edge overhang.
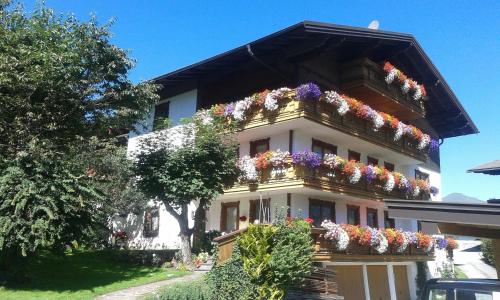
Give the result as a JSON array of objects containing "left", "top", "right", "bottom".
[{"left": 152, "top": 21, "right": 478, "bottom": 138}]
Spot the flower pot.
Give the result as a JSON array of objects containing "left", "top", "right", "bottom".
[{"left": 347, "top": 243, "right": 370, "bottom": 255}]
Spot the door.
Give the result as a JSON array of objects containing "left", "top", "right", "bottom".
[
  {"left": 367, "top": 265, "right": 391, "bottom": 300},
  {"left": 394, "top": 265, "right": 410, "bottom": 300},
  {"left": 220, "top": 202, "right": 239, "bottom": 232}
]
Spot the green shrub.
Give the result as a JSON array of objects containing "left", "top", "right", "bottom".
[
  {"left": 237, "top": 220, "right": 314, "bottom": 300},
  {"left": 148, "top": 279, "right": 211, "bottom": 300},
  {"left": 481, "top": 239, "right": 496, "bottom": 265},
  {"left": 206, "top": 246, "right": 258, "bottom": 300}
]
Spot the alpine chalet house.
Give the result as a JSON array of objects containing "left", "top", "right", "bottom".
[{"left": 121, "top": 22, "right": 477, "bottom": 299}]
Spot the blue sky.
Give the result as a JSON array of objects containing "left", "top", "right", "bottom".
[{"left": 25, "top": 1, "right": 500, "bottom": 200}]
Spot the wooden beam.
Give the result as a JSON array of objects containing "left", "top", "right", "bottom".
[{"left": 438, "top": 223, "right": 500, "bottom": 239}]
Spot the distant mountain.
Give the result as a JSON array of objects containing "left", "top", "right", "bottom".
[{"left": 442, "top": 193, "right": 485, "bottom": 203}]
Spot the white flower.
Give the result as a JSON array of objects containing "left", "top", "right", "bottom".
[
  {"left": 413, "top": 185, "right": 421, "bottom": 197},
  {"left": 372, "top": 112, "right": 384, "bottom": 131},
  {"left": 194, "top": 110, "right": 213, "bottom": 125},
  {"left": 385, "top": 69, "right": 398, "bottom": 84},
  {"left": 349, "top": 167, "right": 362, "bottom": 184},
  {"left": 383, "top": 173, "right": 395, "bottom": 192},
  {"left": 417, "top": 134, "right": 431, "bottom": 150},
  {"left": 325, "top": 91, "right": 349, "bottom": 116},
  {"left": 238, "top": 156, "right": 258, "bottom": 181},
  {"left": 399, "top": 176, "right": 409, "bottom": 190},
  {"left": 401, "top": 79, "right": 411, "bottom": 94},
  {"left": 375, "top": 234, "right": 389, "bottom": 254},
  {"left": 233, "top": 97, "right": 253, "bottom": 121},
  {"left": 321, "top": 220, "right": 349, "bottom": 251},
  {"left": 269, "top": 149, "right": 289, "bottom": 167},
  {"left": 413, "top": 86, "right": 423, "bottom": 101},
  {"left": 394, "top": 122, "right": 404, "bottom": 141},
  {"left": 323, "top": 154, "right": 342, "bottom": 169},
  {"left": 264, "top": 88, "right": 290, "bottom": 111}
]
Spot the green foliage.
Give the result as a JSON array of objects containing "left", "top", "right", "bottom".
[
  {"left": 236, "top": 220, "right": 314, "bottom": 300},
  {"left": 148, "top": 279, "right": 211, "bottom": 300},
  {"left": 0, "top": 1, "right": 158, "bottom": 272},
  {"left": 206, "top": 245, "right": 258, "bottom": 300},
  {"left": 481, "top": 239, "right": 496, "bottom": 265},
  {"left": 192, "top": 230, "right": 221, "bottom": 254}
]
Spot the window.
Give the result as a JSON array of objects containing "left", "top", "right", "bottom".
[
  {"left": 384, "top": 162, "right": 395, "bottom": 172},
  {"left": 384, "top": 211, "right": 395, "bottom": 228},
  {"left": 309, "top": 199, "right": 335, "bottom": 227},
  {"left": 249, "top": 199, "right": 271, "bottom": 224},
  {"left": 250, "top": 138, "right": 270, "bottom": 157},
  {"left": 144, "top": 208, "right": 159, "bottom": 237},
  {"left": 348, "top": 150, "right": 361, "bottom": 162},
  {"left": 415, "top": 170, "right": 430, "bottom": 181},
  {"left": 312, "top": 139, "right": 337, "bottom": 158},
  {"left": 366, "top": 208, "right": 378, "bottom": 228},
  {"left": 347, "top": 205, "right": 360, "bottom": 225},
  {"left": 367, "top": 156, "right": 379, "bottom": 166},
  {"left": 221, "top": 202, "right": 239, "bottom": 232},
  {"left": 153, "top": 101, "right": 170, "bottom": 130}
]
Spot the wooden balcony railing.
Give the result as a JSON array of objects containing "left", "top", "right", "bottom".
[
  {"left": 240, "top": 99, "right": 428, "bottom": 162},
  {"left": 213, "top": 227, "right": 434, "bottom": 264},
  {"left": 226, "top": 162, "right": 431, "bottom": 201},
  {"left": 340, "top": 58, "right": 427, "bottom": 120}
]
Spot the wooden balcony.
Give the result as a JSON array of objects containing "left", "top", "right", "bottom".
[
  {"left": 214, "top": 227, "right": 434, "bottom": 264},
  {"left": 240, "top": 99, "right": 428, "bottom": 162},
  {"left": 340, "top": 58, "right": 426, "bottom": 120},
  {"left": 225, "top": 162, "right": 431, "bottom": 201}
]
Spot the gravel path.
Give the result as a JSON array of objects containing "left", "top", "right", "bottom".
[
  {"left": 454, "top": 240, "right": 497, "bottom": 279},
  {"left": 95, "top": 271, "right": 206, "bottom": 300}
]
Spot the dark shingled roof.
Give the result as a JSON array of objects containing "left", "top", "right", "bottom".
[
  {"left": 468, "top": 160, "right": 500, "bottom": 175},
  {"left": 153, "top": 21, "right": 478, "bottom": 139}
]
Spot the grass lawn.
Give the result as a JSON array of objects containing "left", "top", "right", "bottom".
[{"left": 0, "top": 250, "right": 188, "bottom": 300}]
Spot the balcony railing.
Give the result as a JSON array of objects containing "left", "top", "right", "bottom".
[
  {"left": 226, "top": 161, "right": 431, "bottom": 201},
  {"left": 240, "top": 100, "right": 428, "bottom": 162},
  {"left": 340, "top": 58, "right": 426, "bottom": 120}
]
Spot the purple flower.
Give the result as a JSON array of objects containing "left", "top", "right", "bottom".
[
  {"left": 364, "top": 165, "right": 377, "bottom": 183},
  {"left": 429, "top": 139, "right": 440, "bottom": 152},
  {"left": 296, "top": 83, "right": 321, "bottom": 102},
  {"left": 224, "top": 103, "right": 234, "bottom": 117},
  {"left": 436, "top": 237, "right": 448, "bottom": 250},
  {"left": 291, "top": 151, "right": 321, "bottom": 169},
  {"left": 430, "top": 186, "right": 439, "bottom": 196}
]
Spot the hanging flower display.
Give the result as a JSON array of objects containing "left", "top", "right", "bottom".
[
  {"left": 201, "top": 83, "right": 438, "bottom": 154},
  {"left": 320, "top": 222, "right": 453, "bottom": 255},
  {"left": 235, "top": 150, "right": 437, "bottom": 199},
  {"left": 383, "top": 61, "right": 427, "bottom": 101}
]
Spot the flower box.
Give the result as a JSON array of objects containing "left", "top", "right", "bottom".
[{"left": 347, "top": 243, "right": 371, "bottom": 255}]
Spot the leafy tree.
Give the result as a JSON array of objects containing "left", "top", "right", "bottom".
[
  {"left": 0, "top": 1, "right": 158, "bottom": 278},
  {"left": 134, "top": 118, "right": 239, "bottom": 263}
]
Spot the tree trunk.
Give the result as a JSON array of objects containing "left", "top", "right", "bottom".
[
  {"left": 192, "top": 199, "right": 207, "bottom": 253},
  {"left": 179, "top": 233, "right": 192, "bottom": 264}
]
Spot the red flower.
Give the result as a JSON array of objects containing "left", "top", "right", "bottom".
[
  {"left": 383, "top": 61, "right": 394, "bottom": 72},
  {"left": 304, "top": 218, "right": 314, "bottom": 224}
]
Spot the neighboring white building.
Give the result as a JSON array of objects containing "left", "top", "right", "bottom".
[{"left": 115, "top": 21, "right": 477, "bottom": 300}]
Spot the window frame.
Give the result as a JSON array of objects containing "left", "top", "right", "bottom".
[
  {"left": 249, "top": 198, "right": 271, "bottom": 224},
  {"left": 415, "top": 170, "right": 430, "bottom": 182},
  {"left": 143, "top": 207, "right": 160, "bottom": 238},
  {"left": 384, "top": 162, "right": 395, "bottom": 172},
  {"left": 366, "top": 208, "right": 379, "bottom": 228},
  {"left": 153, "top": 101, "right": 170, "bottom": 131},
  {"left": 311, "top": 138, "right": 337, "bottom": 158},
  {"left": 220, "top": 201, "right": 240, "bottom": 232},
  {"left": 384, "top": 211, "right": 395, "bottom": 228},
  {"left": 309, "top": 199, "right": 336, "bottom": 227},
  {"left": 346, "top": 205, "right": 360, "bottom": 225},
  {"left": 250, "top": 138, "right": 270, "bottom": 157},
  {"left": 348, "top": 150, "right": 361, "bottom": 162},
  {"left": 367, "top": 156, "right": 379, "bottom": 166}
]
